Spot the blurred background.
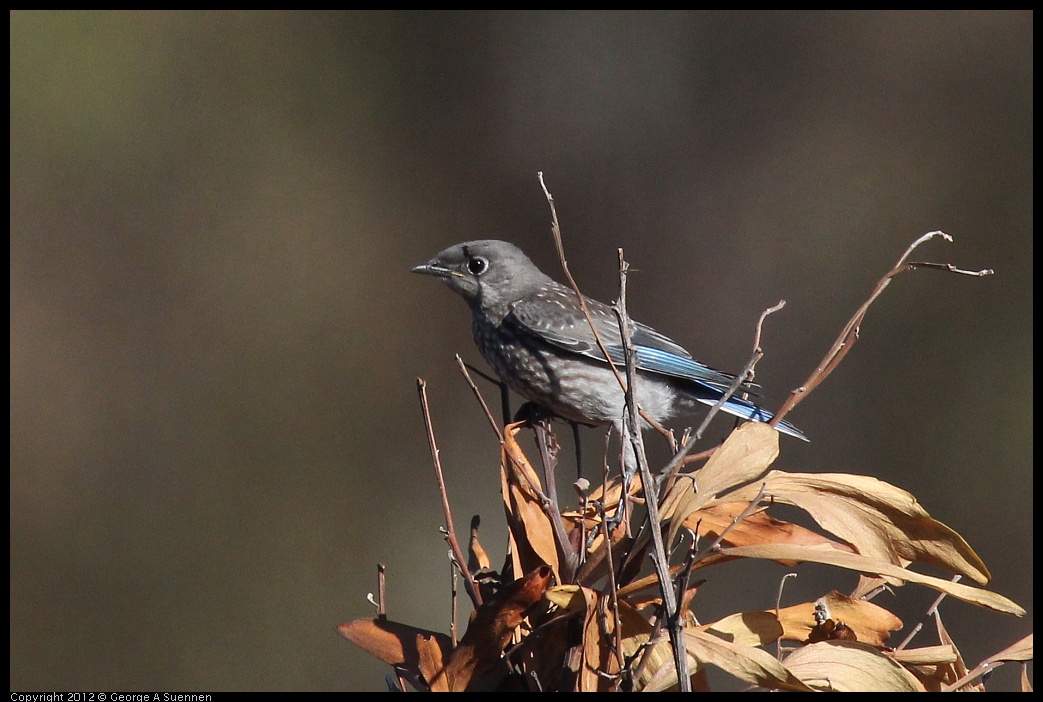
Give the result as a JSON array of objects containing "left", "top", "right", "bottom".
[{"left": 11, "top": 11, "right": 1031, "bottom": 691}]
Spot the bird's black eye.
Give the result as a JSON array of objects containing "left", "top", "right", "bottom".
[{"left": 466, "top": 256, "right": 488, "bottom": 275}]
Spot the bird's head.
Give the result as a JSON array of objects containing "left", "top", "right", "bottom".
[{"left": 411, "top": 240, "right": 552, "bottom": 312}]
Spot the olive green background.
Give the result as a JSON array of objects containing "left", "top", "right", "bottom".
[{"left": 11, "top": 11, "right": 1031, "bottom": 691}]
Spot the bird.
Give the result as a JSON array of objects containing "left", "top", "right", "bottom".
[{"left": 411, "top": 240, "right": 806, "bottom": 470}]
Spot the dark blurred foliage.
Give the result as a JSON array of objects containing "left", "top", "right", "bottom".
[{"left": 11, "top": 10, "right": 1030, "bottom": 691}]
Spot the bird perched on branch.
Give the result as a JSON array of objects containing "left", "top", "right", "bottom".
[{"left": 412, "top": 240, "right": 806, "bottom": 468}]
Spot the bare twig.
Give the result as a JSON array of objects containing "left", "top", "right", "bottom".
[
  {"left": 895, "top": 576, "right": 959, "bottom": 651},
  {"left": 416, "top": 378, "right": 483, "bottom": 608},
  {"left": 539, "top": 173, "right": 629, "bottom": 396},
  {"left": 531, "top": 414, "right": 580, "bottom": 581},
  {"left": 455, "top": 355, "right": 504, "bottom": 443},
  {"left": 775, "top": 572, "right": 798, "bottom": 660},
  {"left": 538, "top": 176, "right": 673, "bottom": 445},
  {"left": 613, "top": 248, "right": 690, "bottom": 691},
  {"left": 689, "top": 483, "right": 769, "bottom": 567},
  {"left": 377, "top": 562, "right": 387, "bottom": 617},
  {"left": 449, "top": 557, "right": 459, "bottom": 647},
  {"left": 754, "top": 301, "right": 787, "bottom": 356},
  {"left": 597, "top": 499, "right": 626, "bottom": 680},
  {"left": 654, "top": 296, "right": 786, "bottom": 493},
  {"left": 774, "top": 231, "right": 993, "bottom": 425},
  {"left": 573, "top": 478, "right": 591, "bottom": 567}
]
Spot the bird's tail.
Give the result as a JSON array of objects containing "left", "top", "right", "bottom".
[{"left": 688, "top": 392, "right": 808, "bottom": 442}]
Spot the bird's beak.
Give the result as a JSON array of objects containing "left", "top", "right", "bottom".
[{"left": 411, "top": 261, "right": 457, "bottom": 279}]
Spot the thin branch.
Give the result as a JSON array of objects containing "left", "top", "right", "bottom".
[
  {"left": 613, "top": 247, "right": 690, "bottom": 691},
  {"left": 775, "top": 572, "right": 798, "bottom": 660},
  {"left": 689, "top": 483, "right": 769, "bottom": 567},
  {"left": 449, "top": 557, "right": 459, "bottom": 647},
  {"left": 895, "top": 576, "right": 958, "bottom": 651},
  {"left": 377, "top": 562, "right": 387, "bottom": 617},
  {"left": 655, "top": 296, "right": 785, "bottom": 493},
  {"left": 531, "top": 414, "right": 580, "bottom": 581},
  {"left": 747, "top": 300, "right": 787, "bottom": 384},
  {"left": 416, "top": 378, "right": 483, "bottom": 608},
  {"left": 455, "top": 355, "right": 504, "bottom": 443},
  {"left": 773, "top": 231, "right": 993, "bottom": 425},
  {"left": 539, "top": 172, "right": 629, "bottom": 396},
  {"left": 597, "top": 499, "right": 626, "bottom": 679}
]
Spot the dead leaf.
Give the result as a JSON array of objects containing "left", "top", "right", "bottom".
[
  {"left": 714, "top": 471, "right": 990, "bottom": 584},
  {"left": 660, "top": 422, "right": 780, "bottom": 548},
  {"left": 775, "top": 590, "right": 902, "bottom": 647},
  {"left": 783, "top": 640, "right": 926, "bottom": 691},
  {"left": 680, "top": 627, "right": 812, "bottom": 692},
  {"left": 336, "top": 617, "right": 453, "bottom": 691},
  {"left": 444, "top": 565, "right": 553, "bottom": 691},
  {"left": 686, "top": 502, "right": 855, "bottom": 562},
  {"left": 889, "top": 644, "right": 959, "bottom": 666},
  {"left": 501, "top": 423, "right": 560, "bottom": 581},
  {"left": 719, "top": 544, "right": 1025, "bottom": 616},
  {"left": 697, "top": 610, "right": 783, "bottom": 647}
]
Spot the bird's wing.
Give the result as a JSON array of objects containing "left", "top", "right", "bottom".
[{"left": 505, "top": 285, "right": 742, "bottom": 392}]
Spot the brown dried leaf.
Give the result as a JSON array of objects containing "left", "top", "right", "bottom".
[
  {"left": 776, "top": 590, "right": 902, "bottom": 647},
  {"left": 934, "top": 632, "right": 1034, "bottom": 691},
  {"left": 500, "top": 422, "right": 560, "bottom": 581},
  {"left": 719, "top": 544, "right": 1025, "bottom": 616},
  {"left": 714, "top": 471, "right": 990, "bottom": 584},
  {"left": 923, "top": 606, "right": 979, "bottom": 691},
  {"left": 660, "top": 422, "right": 780, "bottom": 547},
  {"left": 546, "top": 584, "right": 627, "bottom": 691},
  {"left": 679, "top": 627, "right": 812, "bottom": 692},
  {"left": 889, "top": 644, "right": 959, "bottom": 666},
  {"left": 697, "top": 610, "right": 783, "bottom": 647},
  {"left": 580, "top": 589, "right": 624, "bottom": 691},
  {"left": 418, "top": 633, "right": 450, "bottom": 691},
  {"left": 981, "top": 632, "right": 1034, "bottom": 664},
  {"left": 686, "top": 502, "right": 855, "bottom": 560},
  {"left": 783, "top": 640, "right": 926, "bottom": 691},
  {"left": 468, "top": 516, "right": 491, "bottom": 572},
  {"left": 336, "top": 617, "right": 452, "bottom": 691},
  {"left": 444, "top": 565, "right": 553, "bottom": 691}
]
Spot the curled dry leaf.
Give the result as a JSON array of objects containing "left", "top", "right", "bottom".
[
  {"left": 545, "top": 584, "right": 644, "bottom": 691},
  {"left": 442, "top": 564, "right": 553, "bottom": 691},
  {"left": 336, "top": 617, "right": 452, "bottom": 691},
  {"left": 501, "top": 422, "right": 561, "bottom": 582},
  {"left": 916, "top": 602, "right": 982, "bottom": 691},
  {"left": 889, "top": 644, "right": 960, "bottom": 666},
  {"left": 981, "top": 632, "right": 1034, "bottom": 664},
  {"left": 666, "top": 628, "right": 812, "bottom": 692},
  {"left": 660, "top": 422, "right": 780, "bottom": 547},
  {"left": 719, "top": 544, "right": 1024, "bottom": 616},
  {"left": 685, "top": 502, "right": 856, "bottom": 562},
  {"left": 696, "top": 610, "right": 783, "bottom": 647},
  {"left": 468, "top": 516, "right": 492, "bottom": 572},
  {"left": 776, "top": 590, "right": 902, "bottom": 647},
  {"left": 714, "top": 471, "right": 991, "bottom": 585},
  {"left": 783, "top": 640, "right": 927, "bottom": 692}
]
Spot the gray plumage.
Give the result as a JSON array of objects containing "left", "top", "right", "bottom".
[{"left": 412, "top": 240, "right": 806, "bottom": 461}]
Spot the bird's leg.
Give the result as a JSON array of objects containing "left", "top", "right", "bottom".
[
  {"left": 601, "top": 421, "right": 634, "bottom": 537},
  {"left": 571, "top": 420, "right": 583, "bottom": 481},
  {"left": 531, "top": 412, "right": 561, "bottom": 514}
]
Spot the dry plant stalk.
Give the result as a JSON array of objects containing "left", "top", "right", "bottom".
[{"left": 340, "top": 188, "right": 1027, "bottom": 691}]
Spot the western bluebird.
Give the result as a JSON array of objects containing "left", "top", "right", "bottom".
[{"left": 412, "top": 240, "right": 806, "bottom": 468}]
